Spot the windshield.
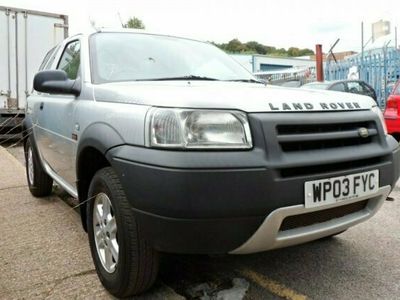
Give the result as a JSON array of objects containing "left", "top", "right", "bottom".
[{"left": 90, "top": 32, "right": 256, "bottom": 84}]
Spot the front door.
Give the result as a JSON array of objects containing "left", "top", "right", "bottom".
[{"left": 34, "top": 39, "right": 81, "bottom": 190}]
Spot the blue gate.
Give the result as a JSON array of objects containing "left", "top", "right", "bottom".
[{"left": 325, "top": 47, "right": 400, "bottom": 108}]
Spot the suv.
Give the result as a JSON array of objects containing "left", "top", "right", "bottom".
[{"left": 23, "top": 30, "right": 400, "bottom": 297}]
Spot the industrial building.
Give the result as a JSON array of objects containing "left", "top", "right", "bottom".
[{"left": 230, "top": 54, "right": 315, "bottom": 73}]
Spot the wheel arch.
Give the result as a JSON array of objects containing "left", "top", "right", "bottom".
[
  {"left": 21, "top": 116, "right": 34, "bottom": 148},
  {"left": 76, "top": 123, "right": 125, "bottom": 231},
  {"left": 21, "top": 116, "right": 48, "bottom": 172}
]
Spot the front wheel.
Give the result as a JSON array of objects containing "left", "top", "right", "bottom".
[{"left": 87, "top": 167, "right": 159, "bottom": 297}]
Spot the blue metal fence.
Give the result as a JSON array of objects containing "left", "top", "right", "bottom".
[{"left": 325, "top": 47, "right": 400, "bottom": 107}]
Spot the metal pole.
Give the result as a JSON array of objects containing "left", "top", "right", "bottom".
[
  {"left": 14, "top": 12, "right": 19, "bottom": 107},
  {"left": 316, "top": 44, "right": 324, "bottom": 82},
  {"left": 24, "top": 11, "right": 28, "bottom": 97},
  {"left": 63, "top": 15, "right": 69, "bottom": 38},
  {"left": 361, "top": 22, "right": 364, "bottom": 60},
  {"left": 361, "top": 22, "right": 364, "bottom": 82},
  {"left": 383, "top": 40, "right": 391, "bottom": 107},
  {"left": 6, "top": 9, "right": 11, "bottom": 98}
]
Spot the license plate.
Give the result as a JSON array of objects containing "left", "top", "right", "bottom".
[{"left": 304, "top": 170, "right": 379, "bottom": 208}]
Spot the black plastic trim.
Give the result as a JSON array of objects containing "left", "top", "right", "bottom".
[{"left": 132, "top": 208, "right": 264, "bottom": 254}]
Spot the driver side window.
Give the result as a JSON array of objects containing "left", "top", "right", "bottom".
[{"left": 57, "top": 40, "right": 81, "bottom": 80}]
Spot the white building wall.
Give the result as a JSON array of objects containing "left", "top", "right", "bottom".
[{"left": 230, "top": 54, "right": 315, "bottom": 73}]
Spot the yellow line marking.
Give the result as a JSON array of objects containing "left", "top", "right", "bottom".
[{"left": 239, "top": 268, "right": 307, "bottom": 300}]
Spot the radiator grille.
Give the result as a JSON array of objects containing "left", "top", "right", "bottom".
[
  {"left": 252, "top": 111, "right": 388, "bottom": 180},
  {"left": 276, "top": 121, "right": 377, "bottom": 152}
]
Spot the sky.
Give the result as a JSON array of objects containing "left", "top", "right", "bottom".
[{"left": 2, "top": 0, "right": 399, "bottom": 53}]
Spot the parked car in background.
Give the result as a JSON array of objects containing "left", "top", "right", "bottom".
[
  {"left": 302, "top": 80, "right": 377, "bottom": 102},
  {"left": 384, "top": 80, "right": 400, "bottom": 141}
]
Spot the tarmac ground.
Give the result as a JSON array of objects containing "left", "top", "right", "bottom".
[{"left": 1, "top": 144, "right": 399, "bottom": 299}]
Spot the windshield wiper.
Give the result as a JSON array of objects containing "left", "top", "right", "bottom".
[
  {"left": 225, "top": 78, "right": 264, "bottom": 84},
  {"left": 135, "top": 75, "right": 220, "bottom": 81}
]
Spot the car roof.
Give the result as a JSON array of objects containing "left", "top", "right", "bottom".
[
  {"left": 304, "top": 81, "right": 331, "bottom": 85},
  {"left": 73, "top": 28, "right": 208, "bottom": 45},
  {"left": 303, "top": 79, "right": 365, "bottom": 87},
  {"left": 301, "top": 82, "right": 332, "bottom": 89}
]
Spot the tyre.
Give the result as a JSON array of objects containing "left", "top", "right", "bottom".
[
  {"left": 24, "top": 137, "right": 53, "bottom": 197},
  {"left": 87, "top": 167, "right": 159, "bottom": 297}
]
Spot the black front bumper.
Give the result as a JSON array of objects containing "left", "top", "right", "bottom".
[
  {"left": 107, "top": 146, "right": 270, "bottom": 254},
  {"left": 106, "top": 138, "right": 400, "bottom": 254}
]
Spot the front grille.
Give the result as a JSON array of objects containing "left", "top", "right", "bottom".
[
  {"left": 276, "top": 121, "right": 377, "bottom": 152},
  {"left": 277, "top": 122, "right": 372, "bottom": 135},
  {"left": 252, "top": 111, "right": 389, "bottom": 182},
  {"left": 280, "top": 200, "right": 368, "bottom": 231}
]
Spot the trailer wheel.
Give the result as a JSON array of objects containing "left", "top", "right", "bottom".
[{"left": 24, "top": 137, "right": 53, "bottom": 197}]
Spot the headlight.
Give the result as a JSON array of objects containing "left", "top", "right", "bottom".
[
  {"left": 371, "top": 106, "right": 387, "bottom": 135},
  {"left": 146, "top": 108, "right": 252, "bottom": 149}
]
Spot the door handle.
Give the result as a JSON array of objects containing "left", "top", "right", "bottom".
[{"left": 40, "top": 102, "right": 44, "bottom": 110}]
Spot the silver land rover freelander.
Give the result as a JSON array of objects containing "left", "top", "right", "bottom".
[{"left": 23, "top": 29, "right": 400, "bottom": 297}]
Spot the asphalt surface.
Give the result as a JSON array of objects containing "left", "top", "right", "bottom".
[{"left": 1, "top": 144, "right": 400, "bottom": 299}]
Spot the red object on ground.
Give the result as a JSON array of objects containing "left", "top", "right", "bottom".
[
  {"left": 384, "top": 80, "right": 400, "bottom": 141},
  {"left": 315, "top": 44, "right": 324, "bottom": 82}
]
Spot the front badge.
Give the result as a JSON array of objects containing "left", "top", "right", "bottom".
[{"left": 358, "top": 127, "right": 369, "bottom": 138}]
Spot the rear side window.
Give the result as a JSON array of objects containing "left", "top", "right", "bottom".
[
  {"left": 330, "top": 83, "right": 346, "bottom": 92},
  {"left": 57, "top": 40, "right": 81, "bottom": 79}
]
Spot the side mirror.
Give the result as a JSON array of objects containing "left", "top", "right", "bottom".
[{"left": 33, "top": 70, "right": 81, "bottom": 96}]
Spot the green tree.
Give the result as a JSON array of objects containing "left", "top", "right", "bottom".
[
  {"left": 224, "top": 39, "right": 248, "bottom": 53},
  {"left": 211, "top": 39, "right": 314, "bottom": 57},
  {"left": 287, "top": 47, "right": 300, "bottom": 57},
  {"left": 124, "top": 17, "right": 145, "bottom": 29},
  {"left": 245, "top": 41, "right": 268, "bottom": 55},
  {"left": 298, "top": 48, "right": 314, "bottom": 56},
  {"left": 275, "top": 48, "right": 288, "bottom": 56}
]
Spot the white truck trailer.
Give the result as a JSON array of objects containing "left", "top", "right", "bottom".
[{"left": 0, "top": 6, "right": 68, "bottom": 139}]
